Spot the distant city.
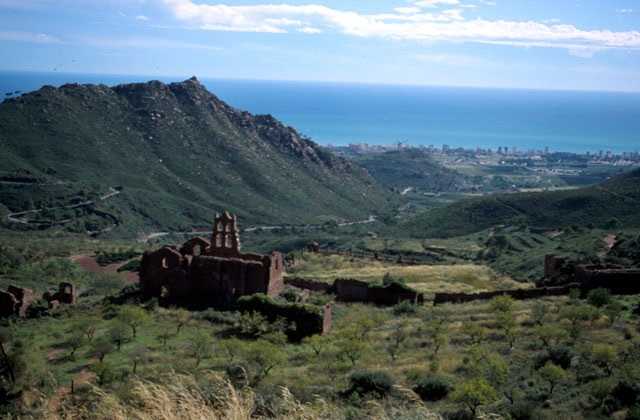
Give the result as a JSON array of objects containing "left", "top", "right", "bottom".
[{"left": 329, "top": 142, "right": 640, "bottom": 167}]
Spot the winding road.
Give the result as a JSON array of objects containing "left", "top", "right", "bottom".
[
  {"left": 139, "top": 215, "right": 377, "bottom": 243},
  {"left": 5, "top": 187, "right": 121, "bottom": 233}
]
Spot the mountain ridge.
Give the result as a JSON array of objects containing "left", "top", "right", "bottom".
[
  {"left": 0, "top": 77, "right": 393, "bottom": 236},
  {"left": 402, "top": 168, "right": 640, "bottom": 238}
]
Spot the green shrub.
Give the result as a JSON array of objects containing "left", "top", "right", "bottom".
[
  {"left": 587, "top": 288, "right": 611, "bottom": 307},
  {"left": 392, "top": 300, "right": 418, "bottom": 316},
  {"left": 627, "top": 405, "right": 640, "bottom": 420},
  {"left": 413, "top": 376, "right": 452, "bottom": 401},
  {"left": 535, "top": 345, "right": 574, "bottom": 370},
  {"left": 346, "top": 370, "right": 394, "bottom": 398}
]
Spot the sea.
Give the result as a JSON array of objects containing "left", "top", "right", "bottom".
[{"left": 1, "top": 70, "right": 639, "bottom": 154}]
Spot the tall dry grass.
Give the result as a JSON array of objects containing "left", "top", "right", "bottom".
[{"left": 42, "top": 373, "right": 443, "bottom": 420}]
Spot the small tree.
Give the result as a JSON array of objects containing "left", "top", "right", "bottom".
[
  {"left": 303, "top": 334, "right": 330, "bottom": 357},
  {"left": 92, "top": 338, "right": 115, "bottom": 362},
  {"left": 496, "top": 311, "right": 518, "bottom": 349},
  {"left": 490, "top": 295, "right": 515, "bottom": 314},
  {"left": 0, "top": 328, "right": 15, "bottom": 383},
  {"left": 157, "top": 330, "right": 172, "bottom": 348},
  {"left": 74, "top": 318, "right": 99, "bottom": 342},
  {"left": 590, "top": 344, "right": 617, "bottom": 376},
  {"left": 462, "top": 323, "right": 487, "bottom": 345},
  {"left": 587, "top": 288, "right": 611, "bottom": 308},
  {"left": 174, "top": 308, "right": 191, "bottom": 335},
  {"left": 452, "top": 378, "right": 498, "bottom": 417},
  {"left": 67, "top": 331, "right": 86, "bottom": 359},
  {"left": 117, "top": 306, "right": 150, "bottom": 338},
  {"left": 108, "top": 322, "right": 130, "bottom": 351},
  {"left": 386, "top": 321, "right": 408, "bottom": 362},
  {"left": 189, "top": 331, "right": 213, "bottom": 368},
  {"left": 604, "top": 301, "right": 625, "bottom": 326},
  {"left": 561, "top": 304, "right": 597, "bottom": 341},
  {"left": 538, "top": 361, "right": 568, "bottom": 396},
  {"left": 91, "top": 361, "right": 115, "bottom": 386},
  {"left": 336, "top": 328, "right": 367, "bottom": 366},
  {"left": 243, "top": 339, "right": 286, "bottom": 386},
  {"left": 534, "top": 324, "right": 569, "bottom": 347},
  {"left": 131, "top": 346, "right": 149, "bottom": 374},
  {"left": 530, "top": 301, "right": 548, "bottom": 326}
]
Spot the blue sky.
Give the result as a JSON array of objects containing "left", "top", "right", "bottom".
[{"left": 0, "top": 0, "right": 639, "bottom": 91}]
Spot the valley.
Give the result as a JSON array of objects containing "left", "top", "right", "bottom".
[{"left": 0, "top": 79, "right": 639, "bottom": 420}]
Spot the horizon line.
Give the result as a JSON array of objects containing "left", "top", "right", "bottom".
[{"left": 1, "top": 68, "right": 640, "bottom": 95}]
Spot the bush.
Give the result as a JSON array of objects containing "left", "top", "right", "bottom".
[
  {"left": 627, "top": 405, "right": 640, "bottom": 420},
  {"left": 587, "top": 288, "right": 611, "bottom": 308},
  {"left": 508, "top": 401, "right": 536, "bottom": 420},
  {"left": 346, "top": 370, "right": 394, "bottom": 398},
  {"left": 413, "top": 376, "right": 452, "bottom": 401},
  {"left": 393, "top": 300, "right": 418, "bottom": 316},
  {"left": 611, "top": 381, "right": 640, "bottom": 408},
  {"left": 535, "top": 345, "right": 574, "bottom": 370}
]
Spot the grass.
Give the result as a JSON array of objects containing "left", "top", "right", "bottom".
[
  {"left": 11, "top": 291, "right": 640, "bottom": 419},
  {"left": 287, "top": 253, "right": 525, "bottom": 296}
]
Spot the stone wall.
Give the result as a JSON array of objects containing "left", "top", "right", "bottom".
[
  {"left": 284, "top": 277, "right": 332, "bottom": 293},
  {"left": 237, "top": 294, "right": 331, "bottom": 341},
  {"left": 575, "top": 264, "right": 640, "bottom": 294},
  {"left": 333, "top": 278, "right": 423, "bottom": 305},
  {"left": 0, "top": 286, "right": 35, "bottom": 317},
  {"left": 433, "top": 284, "right": 579, "bottom": 305}
]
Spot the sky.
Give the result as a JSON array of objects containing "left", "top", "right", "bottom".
[{"left": 0, "top": 0, "right": 639, "bottom": 91}]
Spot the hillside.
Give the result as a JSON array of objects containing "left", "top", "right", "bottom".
[
  {"left": 0, "top": 78, "right": 393, "bottom": 236},
  {"left": 402, "top": 168, "right": 640, "bottom": 238},
  {"left": 353, "top": 149, "right": 474, "bottom": 192}
]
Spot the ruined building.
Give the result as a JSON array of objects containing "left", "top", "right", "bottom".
[{"left": 140, "top": 212, "right": 285, "bottom": 306}]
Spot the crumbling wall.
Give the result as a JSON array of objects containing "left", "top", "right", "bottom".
[
  {"left": 179, "top": 237, "right": 210, "bottom": 256},
  {"left": 284, "top": 277, "right": 332, "bottom": 293},
  {"left": 333, "top": 278, "right": 423, "bottom": 305},
  {"left": 334, "top": 278, "right": 369, "bottom": 302},
  {"left": 433, "top": 284, "right": 579, "bottom": 305},
  {"left": 237, "top": 294, "right": 330, "bottom": 340},
  {"left": 43, "top": 282, "right": 76, "bottom": 305},
  {"left": 139, "top": 246, "right": 184, "bottom": 297},
  {"left": 575, "top": 265, "right": 640, "bottom": 294},
  {"left": 0, "top": 291, "right": 19, "bottom": 318},
  {"left": 0, "top": 286, "right": 35, "bottom": 317}
]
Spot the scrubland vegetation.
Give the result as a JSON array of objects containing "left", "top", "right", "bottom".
[{"left": 1, "top": 236, "right": 639, "bottom": 419}]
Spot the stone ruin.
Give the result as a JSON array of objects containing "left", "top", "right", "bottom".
[
  {"left": 0, "top": 286, "right": 34, "bottom": 318},
  {"left": 0, "top": 282, "right": 76, "bottom": 318},
  {"left": 43, "top": 282, "right": 77, "bottom": 308},
  {"left": 140, "top": 211, "right": 285, "bottom": 306},
  {"left": 284, "top": 276, "right": 424, "bottom": 306},
  {"left": 434, "top": 254, "right": 640, "bottom": 305},
  {"left": 139, "top": 212, "right": 333, "bottom": 338}
]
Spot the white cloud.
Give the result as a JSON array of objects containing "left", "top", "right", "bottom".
[
  {"left": 415, "top": 53, "right": 490, "bottom": 66},
  {"left": 0, "top": 30, "right": 61, "bottom": 44},
  {"left": 616, "top": 8, "right": 633, "bottom": 14},
  {"left": 394, "top": 6, "right": 421, "bottom": 14},
  {"left": 80, "top": 36, "right": 222, "bottom": 51},
  {"left": 299, "top": 26, "right": 321, "bottom": 34},
  {"left": 413, "top": 0, "right": 460, "bottom": 8},
  {"left": 162, "top": 0, "right": 640, "bottom": 55},
  {"left": 135, "top": 14, "right": 150, "bottom": 21}
]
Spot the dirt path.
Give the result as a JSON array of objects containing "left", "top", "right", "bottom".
[{"left": 6, "top": 187, "right": 121, "bottom": 232}]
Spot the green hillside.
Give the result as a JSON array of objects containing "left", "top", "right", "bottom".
[
  {"left": 402, "top": 168, "right": 640, "bottom": 238},
  {"left": 0, "top": 78, "right": 394, "bottom": 236},
  {"left": 353, "top": 149, "right": 474, "bottom": 192}
]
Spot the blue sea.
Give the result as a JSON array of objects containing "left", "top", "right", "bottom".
[{"left": 1, "top": 71, "right": 639, "bottom": 153}]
